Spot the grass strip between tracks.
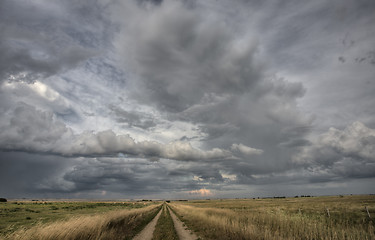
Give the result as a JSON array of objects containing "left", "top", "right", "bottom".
[{"left": 152, "top": 203, "right": 178, "bottom": 240}]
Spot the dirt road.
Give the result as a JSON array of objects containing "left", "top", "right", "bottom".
[
  {"left": 167, "top": 206, "right": 198, "bottom": 240},
  {"left": 133, "top": 208, "right": 163, "bottom": 240}
]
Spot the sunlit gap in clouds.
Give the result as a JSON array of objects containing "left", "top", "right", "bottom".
[{"left": 188, "top": 188, "right": 213, "bottom": 197}]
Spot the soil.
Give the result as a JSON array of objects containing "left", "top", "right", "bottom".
[
  {"left": 167, "top": 206, "right": 198, "bottom": 240},
  {"left": 133, "top": 208, "right": 163, "bottom": 240}
]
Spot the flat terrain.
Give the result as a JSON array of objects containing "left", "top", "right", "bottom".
[
  {"left": 152, "top": 204, "right": 179, "bottom": 240},
  {"left": 133, "top": 207, "right": 162, "bottom": 240},
  {"left": 0, "top": 200, "right": 159, "bottom": 239},
  {"left": 169, "top": 195, "right": 375, "bottom": 240},
  {"left": 1, "top": 195, "right": 374, "bottom": 239},
  {"left": 167, "top": 206, "right": 198, "bottom": 240}
]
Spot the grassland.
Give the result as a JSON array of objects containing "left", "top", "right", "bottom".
[
  {"left": 169, "top": 195, "right": 375, "bottom": 240},
  {"left": 1, "top": 195, "right": 374, "bottom": 239},
  {"left": 152, "top": 203, "right": 178, "bottom": 240},
  {"left": 0, "top": 200, "right": 160, "bottom": 239}
]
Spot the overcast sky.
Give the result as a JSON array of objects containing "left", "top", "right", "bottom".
[{"left": 1, "top": 0, "right": 374, "bottom": 199}]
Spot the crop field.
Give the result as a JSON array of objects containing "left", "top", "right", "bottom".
[{"left": 0, "top": 195, "right": 374, "bottom": 240}]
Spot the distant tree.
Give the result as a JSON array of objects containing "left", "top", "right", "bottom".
[{"left": 0, "top": 198, "right": 7, "bottom": 202}]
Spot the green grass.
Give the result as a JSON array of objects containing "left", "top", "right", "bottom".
[
  {"left": 152, "top": 203, "right": 178, "bottom": 240},
  {"left": 0, "top": 200, "right": 156, "bottom": 237}
]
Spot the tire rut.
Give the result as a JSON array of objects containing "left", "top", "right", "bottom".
[
  {"left": 167, "top": 206, "right": 198, "bottom": 240},
  {"left": 132, "top": 207, "right": 163, "bottom": 240}
]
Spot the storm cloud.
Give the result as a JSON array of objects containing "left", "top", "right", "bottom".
[
  {"left": 0, "top": 102, "right": 234, "bottom": 161},
  {"left": 0, "top": 0, "right": 98, "bottom": 83},
  {"left": 1, "top": 0, "right": 374, "bottom": 199}
]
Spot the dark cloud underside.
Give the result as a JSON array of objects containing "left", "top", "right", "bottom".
[{"left": 0, "top": 0, "right": 374, "bottom": 199}]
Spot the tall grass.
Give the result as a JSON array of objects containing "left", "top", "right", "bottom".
[
  {"left": 170, "top": 197, "right": 375, "bottom": 240},
  {"left": 0, "top": 201, "right": 152, "bottom": 236},
  {"left": 5, "top": 204, "right": 161, "bottom": 240}
]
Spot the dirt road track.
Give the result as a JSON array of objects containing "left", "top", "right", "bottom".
[
  {"left": 168, "top": 206, "right": 198, "bottom": 240},
  {"left": 133, "top": 208, "right": 162, "bottom": 240}
]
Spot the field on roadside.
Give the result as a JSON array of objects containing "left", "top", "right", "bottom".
[
  {"left": 1, "top": 195, "right": 374, "bottom": 240},
  {"left": 169, "top": 195, "right": 375, "bottom": 240},
  {"left": 0, "top": 200, "right": 160, "bottom": 239}
]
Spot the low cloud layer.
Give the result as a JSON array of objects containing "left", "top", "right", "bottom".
[
  {"left": 0, "top": 102, "right": 246, "bottom": 161},
  {"left": 231, "top": 143, "right": 264, "bottom": 157}
]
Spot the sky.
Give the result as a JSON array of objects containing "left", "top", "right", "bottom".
[{"left": 1, "top": 0, "right": 375, "bottom": 200}]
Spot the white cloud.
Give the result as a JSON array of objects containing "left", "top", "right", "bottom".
[
  {"left": 193, "top": 175, "right": 204, "bottom": 181},
  {"left": 220, "top": 171, "right": 237, "bottom": 181},
  {"left": 295, "top": 121, "right": 375, "bottom": 164},
  {"left": 27, "top": 81, "right": 60, "bottom": 101},
  {"left": 231, "top": 143, "right": 263, "bottom": 156},
  {"left": 0, "top": 102, "right": 234, "bottom": 161},
  {"left": 293, "top": 121, "right": 375, "bottom": 179},
  {"left": 1, "top": 80, "right": 73, "bottom": 115},
  {"left": 320, "top": 122, "right": 375, "bottom": 161}
]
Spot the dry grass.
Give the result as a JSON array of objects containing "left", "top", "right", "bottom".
[
  {"left": 0, "top": 201, "right": 153, "bottom": 236},
  {"left": 170, "top": 195, "right": 375, "bottom": 240},
  {"left": 4, "top": 204, "right": 162, "bottom": 240}
]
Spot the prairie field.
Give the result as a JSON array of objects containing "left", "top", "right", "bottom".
[
  {"left": 0, "top": 195, "right": 374, "bottom": 240},
  {"left": 0, "top": 200, "right": 161, "bottom": 239},
  {"left": 169, "top": 195, "right": 375, "bottom": 240}
]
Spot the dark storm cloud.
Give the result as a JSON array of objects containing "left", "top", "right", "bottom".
[
  {"left": 115, "top": 0, "right": 313, "bottom": 175},
  {"left": 0, "top": 0, "right": 111, "bottom": 83},
  {"left": 1, "top": 0, "right": 375, "bottom": 199},
  {"left": 254, "top": 0, "right": 375, "bottom": 71},
  {"left": 61, "top": 157, "right": 185, "bottom": 196},
  {"left": 12, "top": 156, "right": 219, "bottom": 197},
  {"left": 0, "top": 152, "right": 74, "bottom": 198},
  {"left": 0, "top": 152, "right": 169, "bottom": 198},
  {"left": 250, "top": 0, "right": 375, "bottom": 131},
  {"left": 118, "top": 0, "right": 263, "bottom": 112},
  {"left": 0, "top": 22, "right": 94, "bottom": 83},
  {"left": 137, "top": 0, "right": 163, "bottom": 5}
]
